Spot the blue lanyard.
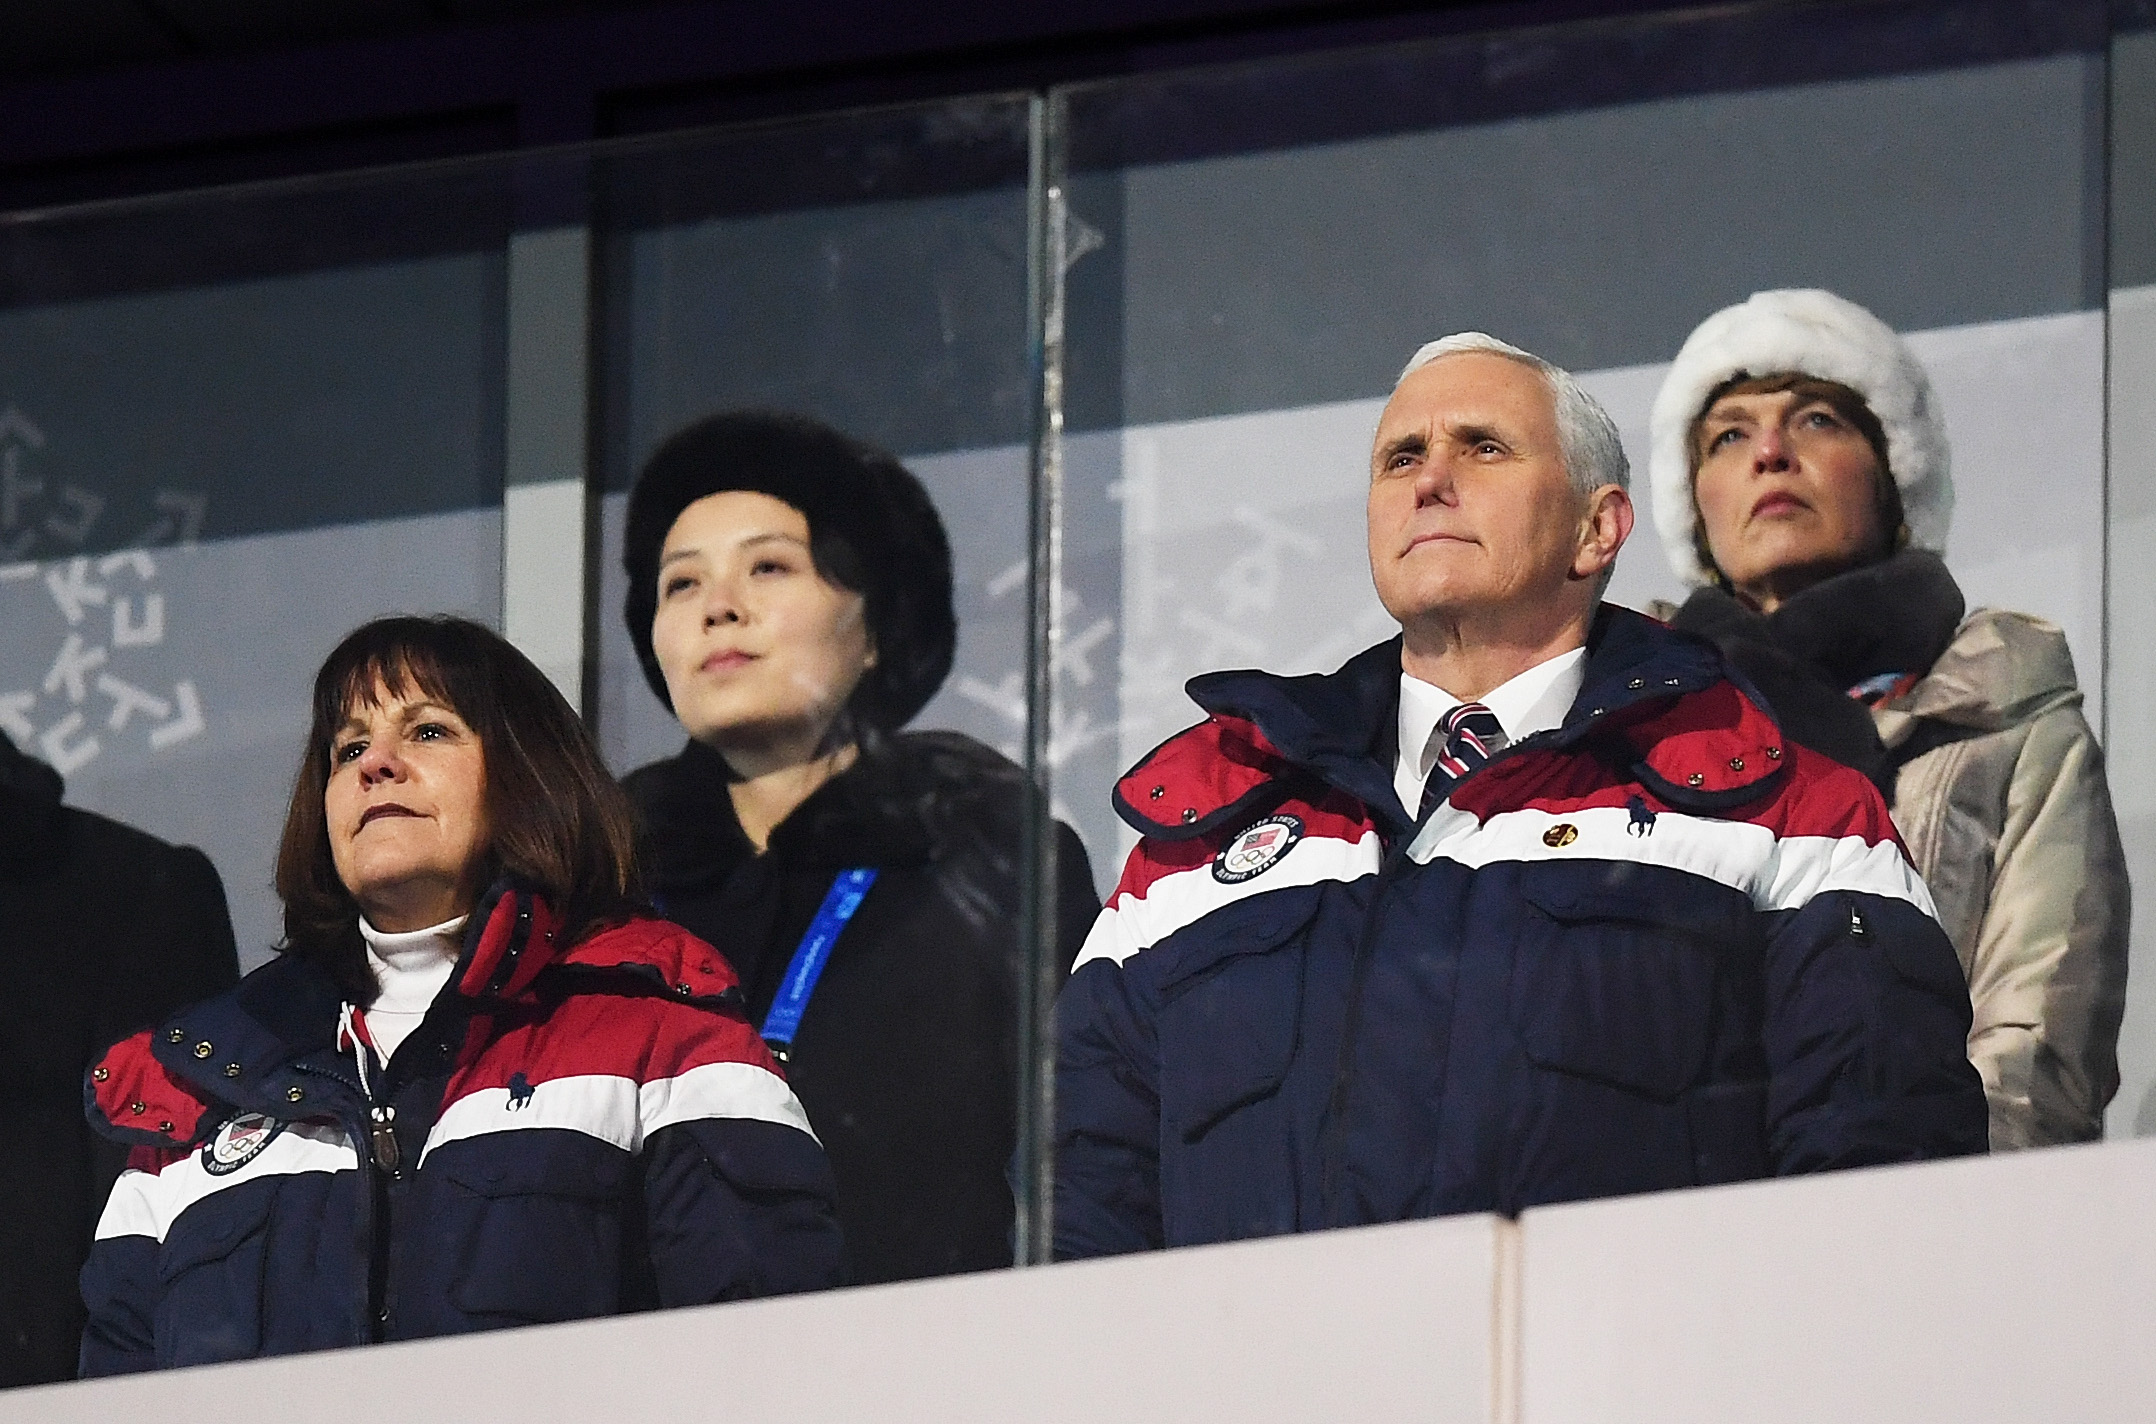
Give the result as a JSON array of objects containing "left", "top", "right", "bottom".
[{"left": 760, "top": 868, "right": 878, "bottom": 1058}]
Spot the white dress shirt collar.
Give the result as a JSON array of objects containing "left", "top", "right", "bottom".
[{"left": 1393, "top": 646, "right": 1588, "bottom": 819}]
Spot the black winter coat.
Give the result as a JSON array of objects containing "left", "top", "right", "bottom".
[
  {"left": 0, "top": 734, "right": 237, "bottom": 1388},
  {"left": 626, "top": 731, "right": 1098, "bottom": 1284}
]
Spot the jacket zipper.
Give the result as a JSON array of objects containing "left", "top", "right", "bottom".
[
  {"left": 1316, "top": 827, "right": 1420, "bottom": 1226},
  {"left": 1306, "top": 676, "right": 1679, "bottom": 1224},
  {"left": 295, "top": 1058, "right": 392, "bottom": 1344},
  {"left": 1312, "top": 728, "right": 1568, "bottom": 1226}
]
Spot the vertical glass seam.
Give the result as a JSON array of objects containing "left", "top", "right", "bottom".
[
  {"left": 579, "top": 210, "right": 607, "bottom": 726},
  {"left": 1013, "top": 88, "right": 1068, "bottom": 1268},
  {"left": 2102, "top": 25, "right": 2118, "bottom": 750}
]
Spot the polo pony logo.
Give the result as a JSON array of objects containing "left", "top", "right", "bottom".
[
  {"left": 1627, "top": 794, "right": 1657, "bottom": 837},
  {"left": 506, "top": 1073, "right": 535, "bottom": 1111}
]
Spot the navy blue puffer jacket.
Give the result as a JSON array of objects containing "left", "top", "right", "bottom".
[
  {"left": 79, "top": 885, "right": 843, "bottom": 1374},
  {"left": 1053, "top": 608, "right": 1987, "bottom": 1257}
]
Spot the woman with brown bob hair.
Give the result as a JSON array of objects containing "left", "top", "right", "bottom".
[
  {"left": 1649, "top": 291, "right": 2128, "bottom": 1151},
  {"left": 275, "top": 614, "right": 642, "bottom": 999},
  {"left": 78, "top": 615, "right": 842, "bottom": 1376}
]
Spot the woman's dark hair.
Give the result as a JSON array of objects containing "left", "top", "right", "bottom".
[
  {"left": 1687, "top": 371, "right": 1906, "bottom": 586},
  {"left": 274, "top": 615, "right": 641, "bottom": 1000},
  {"left": 622, "top": 410, "right": 957, "bottom": 736}
]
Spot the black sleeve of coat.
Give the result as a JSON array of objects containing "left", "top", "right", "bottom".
[{"left": 1052, "top": 822, "right": 1101, "bottom": 979}]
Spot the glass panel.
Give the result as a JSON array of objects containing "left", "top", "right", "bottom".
[
  {"left": 0, "top": 160, "right": 514, "bottom": 973},
  {"left": 1049, "top": 0, "right": 2113, "bottom": 1256},
  {"left": 6, "top": 0, "right": 2147, "bottom": 1389},
  {"left": 0, "top": 155, "right": 516, "bottom": 1388},
  {"left": 592, "top": 100, "right": 1041, "bottom": 776},
  {"left": 1063, "top": 0, "right": 2110, "bottom": 788},
  {"left": 2106, "top": 21, "right": 2156, "bottom": 1137},
  {"left": 587, "top": 97, "right": 1059, "bottom": 1280}
]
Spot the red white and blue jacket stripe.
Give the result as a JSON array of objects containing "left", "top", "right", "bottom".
[
  {"left": 78, "top": 883, "right": 843, "bottom": 1374},
  {"left": 1053, "top": 606, "right": 1988, "bottom": 1258}
]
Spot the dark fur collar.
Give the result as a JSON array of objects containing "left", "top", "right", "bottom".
[
  {"left": 628, "top": 730, "right": 1028, "bottom": 889},
  {"left": 1670, "top": 550, "right": 1965, "bottom": 787}
]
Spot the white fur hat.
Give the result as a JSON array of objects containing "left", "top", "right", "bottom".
[{"left": 1647, "top": 288, "right": 1952, "bottom": 586}]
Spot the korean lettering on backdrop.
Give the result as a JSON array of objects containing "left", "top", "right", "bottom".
[{"left": 0, "top": 406, "right": 208, "bottom": 772}]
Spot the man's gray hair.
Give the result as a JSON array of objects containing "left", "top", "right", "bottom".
[{"left": 1398, "top": 332, "right": 1630, "bottom": 498}]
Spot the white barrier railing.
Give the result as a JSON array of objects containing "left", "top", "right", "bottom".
[
  {"left": 14, "top": 1138, "right": 2156, "bottom": 1423},
  {"left": 1521, "top": 1136, "right": 2156, "bottom": 1423}
]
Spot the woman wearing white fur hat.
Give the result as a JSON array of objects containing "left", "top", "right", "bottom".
[{"left": 1651, "top": 288, "right": 2128, "bottom": 1151}]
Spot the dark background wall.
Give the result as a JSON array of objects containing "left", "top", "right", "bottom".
[{"left": 0, "top": 0, "right": 1779, "bottom": 215}]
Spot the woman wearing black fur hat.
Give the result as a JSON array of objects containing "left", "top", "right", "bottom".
[{"left": 621, "top": 410, "right": 1098, "bottom": 1285}]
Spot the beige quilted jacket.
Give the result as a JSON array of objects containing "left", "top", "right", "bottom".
[{"left": 1875, "top": 610, "right": 2130, "bottom": 1149}]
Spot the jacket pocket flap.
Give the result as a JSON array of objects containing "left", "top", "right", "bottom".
[
  {"left": 671, "top": 1116, "right": 837, "bottom": 1198},
  {"left": 435, "top": 1134, "right": 628, "bottom": 1199},
  {"left": 1155, "top": 892, "right": 1314, "bottom": 1143},
  {"left": 158, "top": 1187, "right": 274, "bottom": 1282},
  {"left": 1518, "top": 860, "right": 1749, "bottom": 942},
  {"left": 439, "top": 1134, "right": 626, "bottom": 1323},
  {"left": 1510, "top": 863, "right": 1745, "bottom": 1101},
  {"left": 1153, "top": 888, "right": 1322, "bottom": 999}
]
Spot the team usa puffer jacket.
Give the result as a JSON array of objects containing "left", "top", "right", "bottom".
[
  {"left": 78, "top": 885, "right": 844, "bottom": 1374},
  {"left": 1053, "top": 607, "right": 1989, "bottom": 1258}
]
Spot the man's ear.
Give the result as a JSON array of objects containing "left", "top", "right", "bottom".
[{"left": 1570, "top": 484, "right": 1634, "bottom": 582}]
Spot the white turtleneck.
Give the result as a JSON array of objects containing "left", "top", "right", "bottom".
[{"left": 356, "top": 914, "right": 466, "bottom": 1063}]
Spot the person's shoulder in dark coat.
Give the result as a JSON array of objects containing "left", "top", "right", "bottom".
[
  {"left": 857, "top": 730, "right": 1098, "bottom": 958},
  {"left": 0, "top": 733, "right": 239, "bottom": 1388},
  {"left": 625, "top": 729, "right": 1097, "bottom": 975}
]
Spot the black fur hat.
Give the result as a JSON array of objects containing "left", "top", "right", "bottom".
[{"left": 622, "top": 411, "right": 956, "bottom": 733}]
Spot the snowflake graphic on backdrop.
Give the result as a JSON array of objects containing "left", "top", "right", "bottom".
[
  {"left": 948, "top": 559, "right": 1120, "bottom": 827},
  {"left": 0, "top": 406, "right": 208, "bottom": 775}
]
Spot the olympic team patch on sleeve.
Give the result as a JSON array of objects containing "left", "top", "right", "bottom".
[
  {"left": 202, "top": 1112, "right": 283, "bottom": 1176},
  {"left": 1213, "top": 814, "right": 1304, "bottom": 884}
]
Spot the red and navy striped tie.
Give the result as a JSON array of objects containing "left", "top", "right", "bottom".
[{"left": 1419, "top": 701, "right": 1507, "bottom": 820}]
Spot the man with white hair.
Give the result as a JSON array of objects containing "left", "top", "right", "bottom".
[{"left": 1051, "top": 334, "right": 1987, "bottom": 1257}]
